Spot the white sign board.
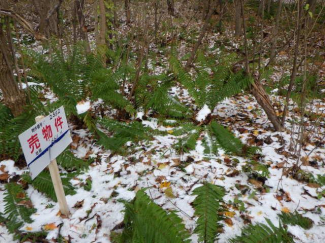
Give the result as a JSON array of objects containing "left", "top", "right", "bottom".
[{"left": 19, "top": 106, "right": 72, "bottom": 179}]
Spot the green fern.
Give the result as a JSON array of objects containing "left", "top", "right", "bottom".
[
  {"left": 56, "top": 149, "right": 90, "bottom": 172},
  {"left": 4, "top": 182, "right": 36, "bottom": 223},
  {"left": 98, "top": 118, "right": 154, "bottom": 152},
  {"left": 242, "top": 160, "right": 270, "bottom": 178},
  {"left": 210, "top": 121, "right": 243, "bottom": 155},
  {"left": 22, "top": 171, "right": 76, "bottom": 202},
  {"left": 210, "top": 121, "right": 260, "bottom": 157},
  {"left": 0, "top": 107, "right": 37, "bottom": 160},
  {"left": 120, "top": 189, "right": 190, "bottom": 243},
  {"left": 174, "top": 128, "right": 202, "bottom": 153},
  {"left": 90, "top": 67, "right": 135, "bottom": 115},
  {"left": 0, "top": 182, "right": 36, "bottom": 238},
  {"left": 202, "top": 125, "right": 219, "bottom": 155},
  {"left": 279, "top": 212, "right": 313, "bottom": 230},
  {"left": 192, "top": 183, "right": 225, "bottom": 243},
  {"left": 229, "top": 218, "right": 294, "bottom": 243},
  {"left": 143, "top": 73, "right": 191, "bottom": 118}
]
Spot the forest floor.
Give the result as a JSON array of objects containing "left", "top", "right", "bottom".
[
  {"left": 1, "top": 88, "right": 325, "bottom": 242},
  {"left": 1, "top": 7, "right": 325, "bottom": 242}
]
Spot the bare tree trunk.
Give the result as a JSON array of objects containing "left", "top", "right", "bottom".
[
  {"left": 125, "top": 0, "right": 131, "bottom": 24},
  {"left": 154, "top": 0, "right": 159, "bottom": 43},
  {"left": 240, "top": 0, "right": 283, "bottom": 131},
  {"left": 235, "top": 0, "right": 242, "bottom": 37},
  {"left": 306, "top": 0, "right": 316, "bottom": 28},
  {"left": 167, "top": 0, "right": 175, "bottom": 16},
  {"left": 112, "top": 0, "right": 118, "bottom": 28},
  {"left": 281, "top": 0, "right": 302, "bottom": 126},
  {"left": 185, "top": 2, "right": 215, "bottom": 70},
  {"left": 267, "top": 0, "right": 272, "bottom": 13},
  {"left": 0, "top": 23, "right": 25, "bottom": 117},
  {"left": 202, "top": 0, "right": 211, "bottom": 20},
  {"left": 32, "top": 0, "right": 59, "bottom": 37},
  {"left": 251, "top": 81, "right": 283, "bottom": 131},
  {"left": 269, "top": 0, "right": 283, "bottom": 64},
  {"left": 98, "top": 0, "right": 107, "bottom": 46},
  {"left": 75, "top": 0, "right": 91, "bottom": 53}
]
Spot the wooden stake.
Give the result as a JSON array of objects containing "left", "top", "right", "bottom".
[{"left": 35, "top": 116, "right": 70, "bottom": 216}]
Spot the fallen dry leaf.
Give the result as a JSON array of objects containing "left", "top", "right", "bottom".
[
  {"left": 224, "top": 211, "right": 236, "bottom": 218},
  {"left": 164, "top": 186, "right": 176, "bottom": 198},
  {"left": 0, "top": 165, "right": 6, "bottom": 172},
  {"left": 0, "top": 173, "right": 9, "bottom": 182},
  {"left": 281, "top": 207, "right": 290, "bottom": 213},
  {"left": 16, "top": 192, "right": 26, "bottom": 199},
  {"left": 160, "top": 181, "right": 171, "bottom": 189},
  {"left": 17, "top": 200, "right": 34, "bottom": 208},
  {"left": 248, "top": 179, "right": 263, "bottom": 188},
  {"left": 307, "top": 183, "right": 321, "bottom": 188},
  {"left": 73, "top": 200, "right": 84, "bottom": 208},
  {"left": 158, "top": 163, "right": 168, "bottom": 170},
  {"left": 44, "top": 223, "right": 57, "bottom": 231},
  {"left": 25, "top": 226, "right": 33, "bottom": 231},
  {"left": 225, "top": 218, "right": 234, "bottom": 226}
]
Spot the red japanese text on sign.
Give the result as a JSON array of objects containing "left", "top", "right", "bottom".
[
  {"left": 42, "top": 125, "right": 53, "bottom": 141},
  {"left": 28, "top": 134, "right": 41, "bottom": 154},
  {"left": 55, "top": 116, "right": 63, "bottom": 132}
]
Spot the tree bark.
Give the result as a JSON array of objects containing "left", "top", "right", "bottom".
[
  {"left": 32, "top": 0, "right": 59, "bottom": 38},
  {"left": 240, "top": 0, "right": 282, "bottom": 131},
  {"left": 167, "top": 0, "right": 175, "bottom": 16},
  {"left": 269, "top": 0, "right": 283, "bottom": 64},
  {"left": 75, "top": 0, "right": 91, "bottom": 53},
  {"left": 235, "top": 0, "right": 242, "bottom": 37},
  {"left": 0, "top": 23, "right": 25, "bottom": 117},
  {"left": 281, "top": 0, "right": 302, "bottom": 126},
  {"left": 185, "top": 2, "right": 215, "bottom": 70},
  {"left": 98, "top": 0, "right": 107, "bottom": 46},
  {"left": 251, "top": 81, "right": 283, "bottom": 131},
  {"left": 125, "top": 0, "right": 131, "bottom": 24}
]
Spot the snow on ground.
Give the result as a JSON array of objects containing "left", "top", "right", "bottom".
[{"left": 1, "top": 92, "right": 325, "bottom": 243}]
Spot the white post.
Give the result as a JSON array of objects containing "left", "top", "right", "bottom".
[{"left": 35, "top": 116, "right": 70, "bottom": 216}]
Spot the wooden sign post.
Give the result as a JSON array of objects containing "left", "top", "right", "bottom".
[
  {"left": 19, "top": 106, "right": 72, "bottom": 216},
  {"left": 35, "top": 116, "right": 69, "bottom": 216}
]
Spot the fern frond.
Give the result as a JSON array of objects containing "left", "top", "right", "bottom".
[
  {"left": 98, "top": 118, "right": 154, "bottom": 152},
  {"left": 0, "top": 107, "right": 36, "bottom": 160},
  {"left": 192, "top": 183, "right": 225, "bottom": 243},
  {"left": 229, "top": 218, "right": 294, "bottom": 243},
  {"left": 242, "top": 160, "right": 270, "bottom": 178},
  {"left": 121, "top": 189, "right": 190, "bottom": 243},
  {"left": 279, "top": 212, "right": 313, "bottom": 230},
  {"left": 201, "top": 126, "right": 219, "bottom": 155},
  {"left": 22, "top": 171, "right": 76, "bottom": 202},
  {"left": 210, "top": 121, "right": 260, "bottom": 157},
  {"left": 4, "top": 183, "right": 36, "bottom": 224},
  {"left": 210, "top": 121, "right": 243, "bottom": 155},
  {"left": 174, "top": 128, "right": 202, "bottom": 153},
  {"left": 56, "top": 150, "right": 90, "bottom": 172}
]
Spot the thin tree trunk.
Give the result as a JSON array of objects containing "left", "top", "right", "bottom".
[
  {"left": 167, "top": 0, "right": 175, "bottom": 16},
  {"left": 269, "top": 0, "right": 283, "bottom": 64},
  {"left": 154, "top": 0, "right": 158, "bottom": 43},
  {"left": 98, "top": 0, "right": 106, "bottom": 46},
  {"left": 281, "top": 0, "right": 302, "bottom": 126},
  {"left": 240, "top": 0, "right": 283, "bottom": 131},
  {"left": 33, "top": 0, "right": 59, "bottom": 37},
  {"left": 267, "top": 0, "right": 272, "bottom": 13},
  {"left": 125, "top": 0, "right": 131, "bottom": 24},
  {"left": 75, "top": 0, "right": 91, "bottom": 53},
  {"left": 0, "top": 23, "right": 25, "bottom": 117},
  {"left": 185, "top": 2, "right": 215, "bottom": 70},
  {"left": 235, "top": 0, "right": 242, "bottom": 37}
]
